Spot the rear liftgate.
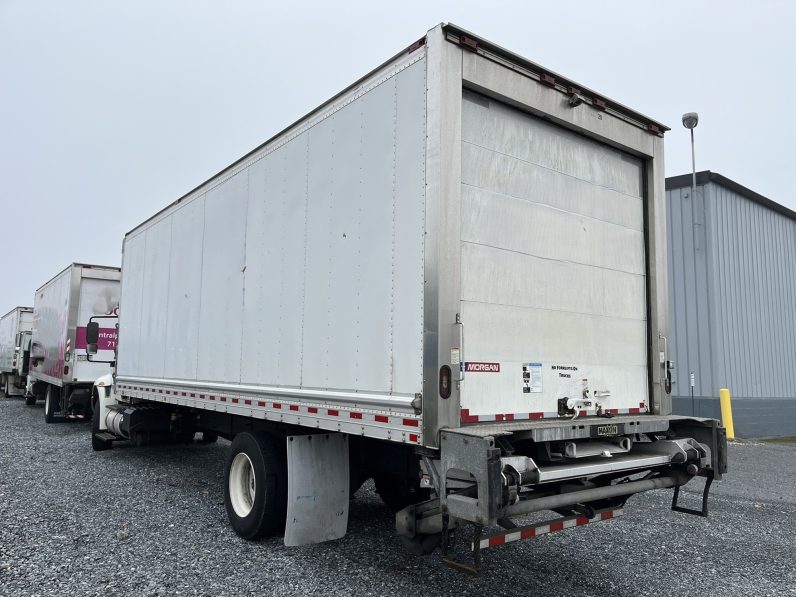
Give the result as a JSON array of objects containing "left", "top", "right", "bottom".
[{"left": 398, "top": 417, "right": 727, "bottom": 575}]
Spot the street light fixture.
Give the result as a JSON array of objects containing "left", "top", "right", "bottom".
[{"left": 682, "top": 112, "right": 699, "bottom": 196}]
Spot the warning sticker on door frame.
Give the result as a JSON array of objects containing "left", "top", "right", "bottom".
[{"left": 523, "top": 363, "right": 543, "bottom": 393}]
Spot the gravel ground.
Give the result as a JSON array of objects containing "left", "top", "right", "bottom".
[{"left": 1, "top": 397, "right": 794, "bottom": 596}]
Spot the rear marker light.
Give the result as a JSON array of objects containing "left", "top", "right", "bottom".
[
  {"left": 540, "top": 73, "right": 555, "bottom": 87},
  {"left": 439, "top": 365, "right": 452, "bottom": 399},
  {"left": 460, "top": 35, "right": 478, "bottom": 51}
]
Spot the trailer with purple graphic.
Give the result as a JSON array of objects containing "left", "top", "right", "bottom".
[
  {"left": 28, "top": 263, "right": 120, "bottom": 423},
  {"left": 88, "top": 24, "right": 727, "bottom": 572}
]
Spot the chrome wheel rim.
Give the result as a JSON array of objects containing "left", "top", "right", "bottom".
[{"left": 229, "top": 452, "right": 256, "bottom": 518}]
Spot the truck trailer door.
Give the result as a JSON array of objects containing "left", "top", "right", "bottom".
[{"left": 458, "top": 91, "right": 648, "bottom": 422}]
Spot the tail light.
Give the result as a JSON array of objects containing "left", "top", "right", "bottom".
[{"left": 439, "top": 366, "right": 452, "bottom": 399}]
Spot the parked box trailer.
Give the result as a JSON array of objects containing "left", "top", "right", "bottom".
[
  {"left": 0, "top": 306, "right": 34, "bottom": 397},
  {"left": 29, "top": 263, "right": 120, "bottom": 422},
  {"left": 92, "top": 24, "right": 726, "bottom": 569}
]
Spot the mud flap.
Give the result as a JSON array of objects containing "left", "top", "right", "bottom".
[{"left": 284, "top": 433, "right": 349, "bottom": 547}]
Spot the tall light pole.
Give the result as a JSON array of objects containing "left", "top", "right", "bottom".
[
  {"left": 682, "top": 112, "right": 699, "bottom": 198},
  {"left": 682, "top": 111, "right": 699, "bottom": 416}
]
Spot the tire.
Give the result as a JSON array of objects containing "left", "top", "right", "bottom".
[
  {"left": 200, "top": 432, "right": 218, "bottom": 444},
  {"left": 224, "top": 432, "right": 287, "bottom": 539},
  {"left": 24, "top": 393, "right": 37, "bottom": 406},
  {"left": 374, "top": 475, "right": 430, "bottom": 512},
  {"left": 91, "top": 395, "right": 111, "bottom": 452},
  {"left": 44, "top": 385, "right": 61, "bottom": 424},
  {"left": 1, "top": 375, "right": 8, "bottom": 398}
]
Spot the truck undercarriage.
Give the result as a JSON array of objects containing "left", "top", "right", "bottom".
[
  {"left": 92, "top": 381, "right": 726, "bottom": 572},
  {"left": 396, "top": 415, "right": 727, "bottom": 572}
]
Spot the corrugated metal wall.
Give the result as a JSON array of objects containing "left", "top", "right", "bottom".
[
  {"left": 667, "top": 175, "right": 796, "bottom": 435},
  {"left": 667, "top": 182, "right": 715, "bottom": 398}
]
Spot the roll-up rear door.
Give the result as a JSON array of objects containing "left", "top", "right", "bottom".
[{"left": 459, "top": 90, "right": 648, "bottom": 423}]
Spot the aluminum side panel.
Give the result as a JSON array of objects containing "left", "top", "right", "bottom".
[
  {"left": 353, "top": 81, "right": 401, "bottom": 391},
  {"left": 300, "top": 60, "right": 426, "bottom": 395},
  {"left": 302, "top": 85, "right": 370, "bottom": 389},
  {"left": 117, "top": 236, "right": 147, "bottom": 377},
  {"left": 197, "top": 172, "right": 248, "bottom": 382},
  {"left": 392, "top": 58, "right": 428, "bottom": 395},
  {"left": 164, "top": 195, "right": 205, "bottom": 381},
  {"left": 240, "top": 141, "right": 307, "bottom": 387},
  {"left": 138, "top": 218, "right": 172, "bottom": 378}
]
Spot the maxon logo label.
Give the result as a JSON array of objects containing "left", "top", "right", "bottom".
[{"left": 464, "top": 362, "right": 501, "bottom": 373}]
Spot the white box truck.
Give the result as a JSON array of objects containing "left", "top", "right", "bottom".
[
  {"left": 29, "top": 263, "right": 120, "bottom": 423},
  {"left": 0, "top": 306, "right": 34, "bottom": 398},
  {"left": 90, "top": 24, "right": 726, "bottom": 571}
]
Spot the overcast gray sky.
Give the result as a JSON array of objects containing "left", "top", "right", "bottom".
[{"left": 1, "top": 0, "right": 794, "bottom": 309}]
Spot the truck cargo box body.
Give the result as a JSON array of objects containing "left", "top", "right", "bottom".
[
  {"left": 0, "top": 307, "right": 33, "bottom": 374},
  {"left": 115, "top": 24, "right": 670, "bottom": 449},
  {"left": 30, "top": 264, "right": 120, "bottom": 387}
]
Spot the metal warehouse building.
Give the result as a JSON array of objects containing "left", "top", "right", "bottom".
[{"left": 667, "top": 171, "right": 796, "bottom": 437}]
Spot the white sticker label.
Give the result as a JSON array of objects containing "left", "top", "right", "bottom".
[
  {"left": 450, "top": 348, "right": 460, "bottom": 366},
  {"left": 523, "top": 362, "right": 543, "bottom": 393}
]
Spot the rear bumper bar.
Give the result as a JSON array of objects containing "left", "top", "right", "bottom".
[
  {"left": 435, "top": 416, "right": 727, "bottom": 527},
  {"left": 475, "top": 506, "right": 624, "bottom": 550}
]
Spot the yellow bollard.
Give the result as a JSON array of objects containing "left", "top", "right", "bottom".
[{"left": 719, "top": 388, "right": 735, "bottom": 441}]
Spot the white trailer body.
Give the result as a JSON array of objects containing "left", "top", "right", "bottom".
[
  {"left": 98, "top": 24, "right": 726, "bottom": 565},
  {"left": 115, "top": 29, "right": 658, "bottom": 441},
  {"left": 0, "top": 306, "right": 34, "bottom": 396},
  {"left": 30, "top": 263, "right": 120, "bottom": 420}
]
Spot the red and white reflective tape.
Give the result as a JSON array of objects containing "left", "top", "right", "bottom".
[
  {"left": 474, "top": 507, "right": 624, "bottom": 550},
  {"left": 461, "top": 403, "right": 648, "bottom": 424},
  {"left": 116, "top": 383, "right": 422, "bottom": 444},
  {"left": 604, "top": 403, "right": 648, "bottom": 415},
  {"left": 461, "top": 409, "right": 558, "bottom": 423}
]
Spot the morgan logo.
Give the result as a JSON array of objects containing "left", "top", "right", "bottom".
[{"left": 465, "top": 362, "right": 501, "bottom": 373}]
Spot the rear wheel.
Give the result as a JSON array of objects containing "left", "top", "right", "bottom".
[
  {"left": 224, "top": 432, "right": 287, "bottom": 539},
  {"left": 44, "top": 385, "right": 61, "bottom": 424},
  {"left": 200, "top": 431, "right": 218, "bottom": 444},
  {"left": 24, "top": 392, "right": 37, "bottom": 406}
]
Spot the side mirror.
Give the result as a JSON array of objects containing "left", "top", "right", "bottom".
[{"left": 86, "top": 321, "right": 100, "bottom": 344}]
